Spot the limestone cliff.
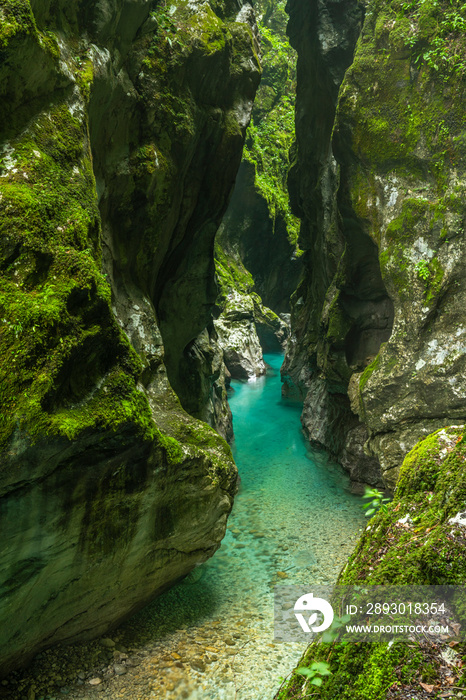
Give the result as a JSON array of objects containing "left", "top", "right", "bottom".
[
  {"left": 0, "top": 0, "right": 260, "bottom": 674},
  {"left": 283, "top": 0, "right": 466, "bottom": 489}
]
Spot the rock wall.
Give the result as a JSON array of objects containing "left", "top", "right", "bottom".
[
  {"left": 214, "top": 236, "right": 289, "bottom": 383},
  {"left": 283, "top": 0, "right": 466, "bottom": 489},
  {"left": 0, "top": 0, "right": 260, "bottom": 674},
  {"left": 216, "top": 0, "right": 302, "bottom": 317}
]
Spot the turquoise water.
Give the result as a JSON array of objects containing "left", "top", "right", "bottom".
[
  {"left": 36, "top": 352, "right": 366, "bottom": 700},
  {"left": 120, "top": 352, "right": 366, "bottom": 698},
  {"left": 220, "top": 352, "right": 365, "bottom": 592},
  {"left": 115, "top": 353, "right": 367, "bottom": 699}
]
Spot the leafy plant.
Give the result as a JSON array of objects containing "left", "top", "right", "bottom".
[
  {"left": 362, "top": 487, "right": 390, "bottom": 517},
  {"left": 296, "top": 661, "right": 332, "bottom": 687},
  {"left": 321, "top": 613, "right": 352, "bottom": 644},
  {"left": 415, "top": 259, "right": 430, "bottom": 281},
  {"left": 395, "top": 0, "right": 466, "bottom": 78}
]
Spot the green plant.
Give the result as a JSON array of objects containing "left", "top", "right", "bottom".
[
  {"left": 296, "top": 661, "right": 332, "bottom": 687},
  {"left": 415, "top": 259, "right": 430, "bottom": 281},
  {"left": 362, "top": 487, "right": 390, "bottom": 517},
  {"left": 321, "top": 613, "right": 352, "bottom": 644},
  {"left": 395, "top": 0, "right": 466, "bottom": 78},
  {"left": 242, "top": 0, "right": 300, "bottom": 245}
]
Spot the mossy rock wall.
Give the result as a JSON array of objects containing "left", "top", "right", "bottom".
[
  {"left": 0, "top": 0, "right": 260, "bottom": 674},
  {"left": 283, "top": 0, "right": 466, "bottom": 489},
  {"left": 216, "top": 0, "right": 302, "bottom": 316},
  {"left": 281, "top": 0, "right": 386, "bottom": 487},
  {"left": 334, "top": 0, "right": 466, "bottom": 488}
]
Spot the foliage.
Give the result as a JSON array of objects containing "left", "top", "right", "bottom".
[
  {"left": 415, "top": 258, "right": 430, "bottom": 280},
  {"left": 386, "top": 0, "right": 466, "bottom": 78},
  {"left": 361, "top": 487, "right": 390, "bottom": 517},
  {"left": 296, "top": 661, "right": 332, "bottom": 687}
]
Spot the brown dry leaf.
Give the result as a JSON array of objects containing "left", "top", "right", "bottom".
[
  {"left": 420, "top": 683, "right": 435, "bottom": 693},
  {"left": 451, "top": 622, "right": 461, "bottom": 635},
  {"left": 448, "top": 641, "right": 459, "bottom": 647}
]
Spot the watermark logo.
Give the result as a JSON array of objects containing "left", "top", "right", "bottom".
[
  {"left": 275, "top": 585, "right": 460, "bottom": 643},
  {"left": 294, "top": 592, "right": 334, "bottom": 633}
]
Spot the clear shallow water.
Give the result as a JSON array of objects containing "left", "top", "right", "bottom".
[
  {"left": 114, "top": 354, "right": 366, "bottom": 699},
  {"left": 22, "top": 354, "right": 366, "bottom": 700}
]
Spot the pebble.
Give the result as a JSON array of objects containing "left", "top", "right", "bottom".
[
  {"left": 189, "top": 658, "right": 206, "bottom": 673},
  {"left": 99, "top": 639, "right": 115, "bottom": 649},
  {"left": 88, "top": 678, "right": 101, "bottom": 686}
]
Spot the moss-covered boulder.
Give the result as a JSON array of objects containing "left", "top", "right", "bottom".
[
  {"left": 277, "top": 426, "right": 466, "bottom": 698},
  {"left": 0, "top": 0, "right": 260, "bottom": 674}
]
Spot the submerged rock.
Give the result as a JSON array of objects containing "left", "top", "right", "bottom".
[{"left": 0, "top": 0, "right": 260, "bottom": 674}]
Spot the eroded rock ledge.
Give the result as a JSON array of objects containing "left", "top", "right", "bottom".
[{"left": 0, "top": 0, "right": 260, "bottom": 674}]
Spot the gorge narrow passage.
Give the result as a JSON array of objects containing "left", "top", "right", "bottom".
[{"left": 11, "top": 356, "right": 366, "bottom": 700}]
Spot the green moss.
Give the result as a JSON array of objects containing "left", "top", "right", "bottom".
[
  {"left": 278, "top": 638, "right": 424, "bottom": 700},
  {"left": 386, "top": 198, "right": 433, "bottom": 241},
  {"left": 0, "top": 0, "right": 36, "bottom": 48},
  {"left": 161, "top": 408, "right": 235, "bottom": 484},
  {"left": 279, "top": 428, "right": 466, "bottom": 699},
  {"left": 37, "top": 29, "right": 60, "bottom": 60},
  {"left": 340, "top": 427, "right": 466, "bottom": 585},
  {"left": 157, "top": 433, "right": 185, "bottom": 465},
  {"left": 0, "top": 91, "right": 159, "bottom": 451},
  {"left": 242, "top": 0, "right": 300, "bottom": 245},
  {"left": 425, "top": 256, "right": 444, "bottom": 302},
  {"left": 214, "top": 241, "right": 255, "bottom": 298},
  {"left": 75, "top": 56, "right": 94, "bottom": 102},
  {"left": 337, "top": 0, "right": 466, "bottom": 203},
  {"left": 359, "top": 352, "right": 381, "bottom": 392}
]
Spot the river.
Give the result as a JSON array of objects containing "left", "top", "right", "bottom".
[{"left": 8, "top": 354, "right": 365, "bottom": 700}]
